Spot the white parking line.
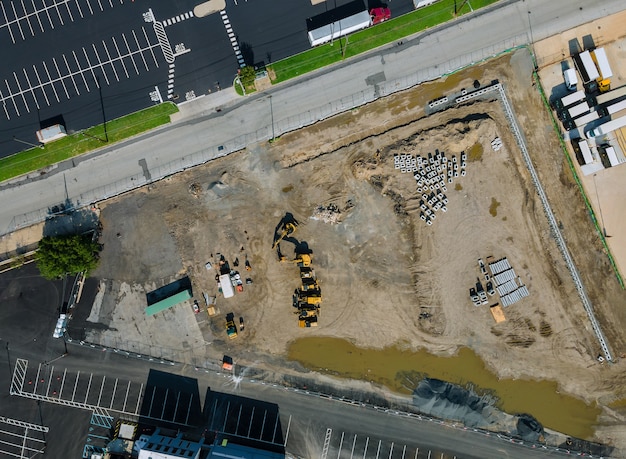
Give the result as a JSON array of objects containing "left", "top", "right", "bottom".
[
  {"left": 102, "top": 39, "right": 119, "bottom": 81},
  {"left": 96, "top": 375, "right": 106, "bottom": 406},
  {"left": 91, "top": 42, "right": 109, "bottom": 84},
  {"left": 74, "top": 0, "right": 83, "bottom": 17},
  {"left": 142, "top": 25, "right": 159, "bottom": 68},
  {"left": 133, "top": 29, "right": 149, "bottom": 71},
  {"left": 109, "top": 378, "right": 118, "bottom": 409},
  {"left": 10, "top": 2, "right": 25, "bottom": 40},
  {"left": 42, "top": 0, "right": 54, "bottom": 30},
  {"left": 84, "top": 373, "right": 93, "bottom": 404},
  {"left": 64, "top": 0, "right": 73, "bottom": 21},
  {"left": 22, "top": 67, "right": 39, "bottom": 109},
  {"left": 53, "top": 0, "right": 64, "bottom": 25},
  {"left": 41, "top": 60, "right": 60, "bottom": 101},
  {"left": 112, "top": 36, "right": 129, "bottom": 78},
  {"left": 96, "top": 0, "right": 102, "bottom": 12},
  {"left": 20, "top": 0, "right": 35, "bottom": 36},
  {"left": 63, "top": 53, "right": 79, "bottom": 94},
  {"left": 82, "top": 46, "right": 98, "bottom": 85},
  {"left": 71, "top": 370, "right": 80, "bottom": 401},
  {"left": 31, "top": 0, "right": 45, "bottom": 32},
  {"left": 13, "top": 71, "right": 29, "bottom": 112},
  {"left": 85, "top": 0, "right": 93, "bottom": 15},
  {"left": 122, "top": 32, "right": 139, "bottom": 75},
  {"left": 73, "top": 50, "right": 89, "bottom": 91},
  {"left": 1, "top": 2, "right": 15, "bottom": 43},
  {"left": 59, "top": 368, "right": 67, "bottom": 398},
  {"left": 52, "top": 56, "right": 70, "bottom": 98},
  {"left": 363, "top": 437, "right": 369, "bottom": 459}
]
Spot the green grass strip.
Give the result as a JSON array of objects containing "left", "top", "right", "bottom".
[
  {"left": 0, "top": 102, "right": 179, "bottom": 184},
  {"left": 534, "top": 69, "right": 624, "bottom": 288},
  {"left": 269, "top": 0, "right": 500, "bottom": 83}
]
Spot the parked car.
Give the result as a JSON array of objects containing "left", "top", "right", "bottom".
[{"left": 192, "top": 300, "right": 200, "bottom": 314}]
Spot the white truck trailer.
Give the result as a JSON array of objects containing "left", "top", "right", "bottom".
[
  {"left": 586, "top": 114, "right": 626, "bottom": 138},
  {"left": 219, "top": 273, "right": 235, "bottom": 299},
  {"left": 596, "top": 85, "right": 626, "bottom": 106},
  {"left": 306, "top": 0, "right": 371, "bottom": 47}
]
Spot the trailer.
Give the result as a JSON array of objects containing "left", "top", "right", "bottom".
[
  {"left": 219, "top": 273, "right": 235, "bottom": 299},
  {"left": 596, "top": 85, "right": 626, "bottom": 106},
  {"left": 586, "top": 114, "right": 626, "bottom": 138},
  {"left": 574, "top": 111, "right": 600, "bottom": 128},
  {"left": 605, "top": 99, "right": 626, "bottom": 116},
  {"left": 591, "top": 47, "right": 612, "bottom": 92},
  {"left": 567, "top": 101, "right": 590, "bottom": 119},
  {"left": 557, "top": 89, "right": 586, "bottom": 110},
  {"left": 576, "top": 139, "right": 594, "bottom": 165},
  {"left": 577, "top": 51, "right": 600, "bottom": 83},
  {"left": 306, "top": 0, "right": 371, "bottom": 47},
  {"left": 605, "top": 146, "right": 620, "bottom": 167}
]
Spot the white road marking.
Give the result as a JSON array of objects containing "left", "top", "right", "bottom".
[
  {"left": 96, "top": 0, "right": 102, "bottom": 12},
  {"left": 13, "top": 71, "right": 29, "bottom": 112},
  {"left": 82, "top": 46, "right": 98, "bottom": 85},
  {"left": 31, "top": 0, "right": 44, "bottom": 32},
  {"left": 132, "top": 29, "right": 149, "bottom": 71},
  {"left": 59, "top": 368, "right": 67, "bottom": 398},
  {"left": 63, "top": 0, "right": 73, "bottom": 21},
  {"left": 122, "top": 32, "right": 139, "bottom": 74},
  {"left": 142, "top": 25, "right": 159, "bottom": 68},
  {"left": 20, "top": 0, "right": 35, "bottom": 36},
  {"left": 10, "top": 1, "right": 26, "bottom": 40},
  {"left": 42, "top": 61, "right": 60, "bottom": 101},
  {"left": 42, "top": 0, "right": 54, "bottom": 30},
  {"left": 52, "top": 0, "right": 63, "bottom": 25},
  {"left": 63, "top": 53, "right": 79, "bottom": 95},
  {"left": 92, "top": 42, "right": 109, "bottom": 84},
  {"left": 52, "top": 56, "right": 70, "bottom": 98},
  {"left": 85, "top": 0, "right": 93, "bottom": 15},
  {"left": 363, "top": 437, "right": 369, "bottom": 459},
  {"left": 71, "top": 370, "right": 79, "bottom": 401},
  {"left": 96, "top": 375, "right": 106, "bottom": 406},
  {"left": 32, "top": 64, "right": 50, "bottom": 105},
  {"left": 1, "top": 1, "right": 16, "bottom": 43},
  {"left": 73, "top": 50, "right": 89, "bottom": 91},
  {"left": 112, "top": 36, "right": 129, "bottom": 78},
  {"left": 84, "top": 373, "right": 93, "bottom": 404},
  {"left": 74, "top": 0, "right": 83, "bottom": 18},
  {"left": 0, "top": 89, "right": 10, "bottom": 119},
  {"left": 22, "top": 67, "right": 39, "bottom": 109},
  {"left": 102, "top": 39, "right": 119, "bottom": 81}
]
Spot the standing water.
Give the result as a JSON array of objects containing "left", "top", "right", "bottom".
[{"left": 288, "top": 337, "right": 599, "bottom": 439}]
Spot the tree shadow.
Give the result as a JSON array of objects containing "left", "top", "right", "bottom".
[
  {"left": 239, "top": 41, "right": 254, "bottom": 67},
  {"left": 42, "top": 201, "right": 100, "bottom": 238}
]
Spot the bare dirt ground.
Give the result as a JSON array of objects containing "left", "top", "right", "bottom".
[{"left": 81, "top": 47, "right": 626, "bottom": 450}]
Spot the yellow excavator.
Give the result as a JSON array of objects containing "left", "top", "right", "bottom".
[{"left": 272, "top": 222, "right": 298, "bottom": 249}]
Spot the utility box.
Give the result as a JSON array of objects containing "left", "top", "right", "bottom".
[{"left": 563, "top": 68, "right": 578, "bottom": 91}]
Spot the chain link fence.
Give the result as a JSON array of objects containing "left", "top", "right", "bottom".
[{"left": 4, "top": 32, "right": 529, "bottom": 236}]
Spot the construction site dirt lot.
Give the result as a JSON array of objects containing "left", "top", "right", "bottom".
[{"left": 87, "top": 48, "right": 626, "bottom": 447}]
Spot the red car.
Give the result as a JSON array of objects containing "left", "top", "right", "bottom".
[{"left": 370, "top": 7, "right": 391, "bottom": 25}]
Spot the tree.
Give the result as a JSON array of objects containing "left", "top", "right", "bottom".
[
  {"left": 36, "top": 234, "right": 100, "bottom": 279},
  {"left": 239, "top": 66, "right": 256, "bottom": 87}
]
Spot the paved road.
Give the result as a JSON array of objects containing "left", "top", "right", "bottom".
[
  {"left": 1, "top": 0, "right": 625, "bottom": 236},
  {"left": 0, "top": 344, "right": 597, "bottom": 459}
]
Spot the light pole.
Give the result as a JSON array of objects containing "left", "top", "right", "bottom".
[
  {"left": 527, "top": 10, "right": 538, "bottom": 71},
  {"left": 593, "top": 173, "right": 608, "bottom": 237},
  {"left": 269, "top": 95, "right": 275, "bottom": 142}
]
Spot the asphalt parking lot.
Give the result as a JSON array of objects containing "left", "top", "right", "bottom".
[{"left": 0, "top": 0, "right": 416, "bottom": 157}]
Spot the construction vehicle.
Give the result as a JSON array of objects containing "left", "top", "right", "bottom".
[
  {"left": 591, "top": 47, "right": 612, "bottom": 93},
  {"left": 295, "top": 287, "right": 322, "bottom": 306},
  {"left": 301, "top": 276, "right": 320, "bottom": 291},
  {"left": 222, "top": 355, "right": 234, "bottom": 371},
  {"left": 225, "top": 313, "right": 238, "bottom": 339},
  {"left": 277, "top": 247, "right": 312, "bottom": 267},
  {"left": 300, "top": 266, "right": 316, "bottom": 279},
  {"left": 298, "top": 316, "right": 318, "bottom": 327},
  {"left": 272, "top": 222, "right": 298, "bottom": 249}
]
